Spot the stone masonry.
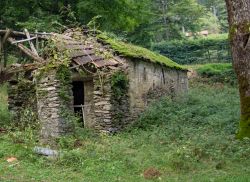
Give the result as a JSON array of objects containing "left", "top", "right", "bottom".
[{"left": 36, "top": 69, "right": 73, "bottom": 143}]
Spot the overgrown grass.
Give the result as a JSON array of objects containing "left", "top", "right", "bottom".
[
  {"left": 1, "top": 82, "right": 250, "bottom": 181},
  {"left": 190, "top": 63, "right": 237, "bottom": 85}
]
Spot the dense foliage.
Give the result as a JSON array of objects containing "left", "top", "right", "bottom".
[
  {"left": 196, "top": 63, "right": 237, "bottom": 85},
  {"left": 153, "top": 34, "right": 231, "bottom": 64},
  {"left": 198, "top": 0, "right": 228, "bottom": 32},
  {"left": 0, "top": 0, "right": 226, "bottom": 47}
]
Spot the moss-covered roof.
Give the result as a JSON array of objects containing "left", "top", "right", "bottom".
[{"left": 97, "top": 34, "right": 186, "bottom": 70}]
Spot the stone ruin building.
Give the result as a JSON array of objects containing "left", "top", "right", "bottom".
[{"left": 0, "top": 28, "right": 188, "bottom": 142}]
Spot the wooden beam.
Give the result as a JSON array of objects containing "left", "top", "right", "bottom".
[
  {"left": 0, "top": 62, "right": 44, "bottom": 84},
  {"left": 11, "top": 37, "right": 37, "bottom": 44},
  {"left": 24, "top": 29, "right": 38, "bottom": 56},
  {"left": 0, "top": 29, "right": 52, "bottom": 39},
  {"left": 8, "top": 62, "right": 43, "bottom": 73},
  {"left": 35, "top": 30, "right": 39, "bottom": 51},
  {"left": 2, "top": 29, "right": 11, "bottom": 45},
  {"left": 7, "top": 37, "right": 45, "bottom": 63},
  {"left": 0, "top": 30, "right": 11, "bottom": 68},
  {"left": 0, "top": 36, "right": 2, "bottom": 64}
]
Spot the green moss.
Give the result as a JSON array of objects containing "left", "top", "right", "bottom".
[
  {"left": 236, "top": 76, "right": 250, "bottom": 139},
  {"left": 229, "top": 24, "right": 237, "bottom": 40},
  {"left": 237, "top": 117, "right": 250, "bottom": 139},
  {"left": 97, "top": 34, "right": 186, "bottom": 70}
]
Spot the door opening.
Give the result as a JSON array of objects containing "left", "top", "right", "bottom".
[{"left": 72, "top": 81, "right": 85, "bottom": 125}]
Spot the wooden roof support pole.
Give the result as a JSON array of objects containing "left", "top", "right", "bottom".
[
  {"left": 0, "top": 36, "right": 2, "bottom": 71},
  {"left": 0, "top": 36, "right": 2, "bottom": 59},
  {"left": 24, "top": 29, "right": 38, "bottom": 56},
  {"left": 35, "top": 30, "right": 39, "bottom": 51},
  {"left": 7, "top": 38, "right": 45, "bottom": 63},
  {"left": 2, "top": 29, "right": 11, "bottom": 45},
  {"left": 1, "top": 29, "right": 11, "bottom": 67}
]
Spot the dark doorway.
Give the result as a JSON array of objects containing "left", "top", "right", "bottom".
[{"left": 72, "top": 81, "right": 84, "bottom": 124}]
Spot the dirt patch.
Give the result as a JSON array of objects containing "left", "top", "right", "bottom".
[{"left": 143, "top": 167, "right": 161, "bottom": 180}]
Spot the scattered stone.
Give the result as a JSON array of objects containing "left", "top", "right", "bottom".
[
  {"left": 34, "top": 147, "right": 59, "bottom": 157},
  {"left": 95, "top": 101, "right": 109, "bottom": 106},
  {"left": 6, "top": 157, "right": 17, "bottom": 163}
]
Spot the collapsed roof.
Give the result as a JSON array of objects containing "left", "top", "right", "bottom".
[{"left": 0, "top": 28, "right": 185, "bottom": 83}]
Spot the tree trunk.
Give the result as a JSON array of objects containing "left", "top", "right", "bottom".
[{"left": 225, "top": 0, "right": 250, "bottom": 138}]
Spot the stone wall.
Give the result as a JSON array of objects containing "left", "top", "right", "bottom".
[
  {"left": 83, "top": 80, "right": 95, "bottom": 128},
  {"left": 8, "top": 78, "right": 37, "bottom": 125},
  {"left": 92, "top": 70, "right": 130, "bottom": 133},
  {"left": 92, "top": 72, "right": 113, "bottom": 132},
  {"left": 126, "top": 59, "right": 188, "bottom": 121},
  {"left": 36, "top": 69, "right": 73, "bottom": 143}
]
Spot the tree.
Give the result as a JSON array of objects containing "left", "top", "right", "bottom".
[
  {"left": 198, "top": 0, "right": 228, "bottom": 32},
  {"left": 150, "top": 0, "right": 206, "bottom": 41},
  {"left": 225, "top": 0, "right": 250, "bottom": 138},
  {"left": 77, "top": 0, "right": 150, "bottom": 32}
]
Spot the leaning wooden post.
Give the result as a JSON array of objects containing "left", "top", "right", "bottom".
[
  {"left": 1, "top": 29, "right": 11, "bottom": 67},
  {"left": 35, "top": 30, "right": 39, "bottom": 52},
  {"left": 0, "top": 36, "right": 2, "bottom": 67}
]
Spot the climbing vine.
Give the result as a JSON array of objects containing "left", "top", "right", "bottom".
[
  {"left": 111, "top": 71, "right": 129, "bottom": 99},
  {"left": 110, "top": 71, "right": 129, "bottom": 127}
]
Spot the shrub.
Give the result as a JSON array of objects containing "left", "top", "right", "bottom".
[
  {"left": 152, "top": 34, "right": 231, "bottom": 64},
  {"left": 133, "top": 83, "right": 239, "bottom": 134},
  {"left": 0, "top": 84, "right": 11, "bottom": 126},
  {"left": 196, "top": 63, "right": 237, "bottom": 85}
]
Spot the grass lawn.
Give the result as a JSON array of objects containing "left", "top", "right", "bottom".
[{"left": 0, "top": 81, "right": 250, "bottom": 182}]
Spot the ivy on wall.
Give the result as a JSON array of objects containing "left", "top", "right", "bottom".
[
  {"left": 110, "top": 71, "right": 129, "bottom": 127},
  {"left": 111, "top": 71, "right": 129, "bottom": 99}
]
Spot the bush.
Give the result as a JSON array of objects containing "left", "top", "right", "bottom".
[
  {"left": 133, "top": 83, "right": 239, "bottom": 134},
  {"left": 196, "top": 63, "right": 237, "bottom": 85},
  {"left": 0, "top": 84, "right": 11, "bottom": 126},
  {"left": 152, "top": 34, "right": 231, "bottom": 64}
]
